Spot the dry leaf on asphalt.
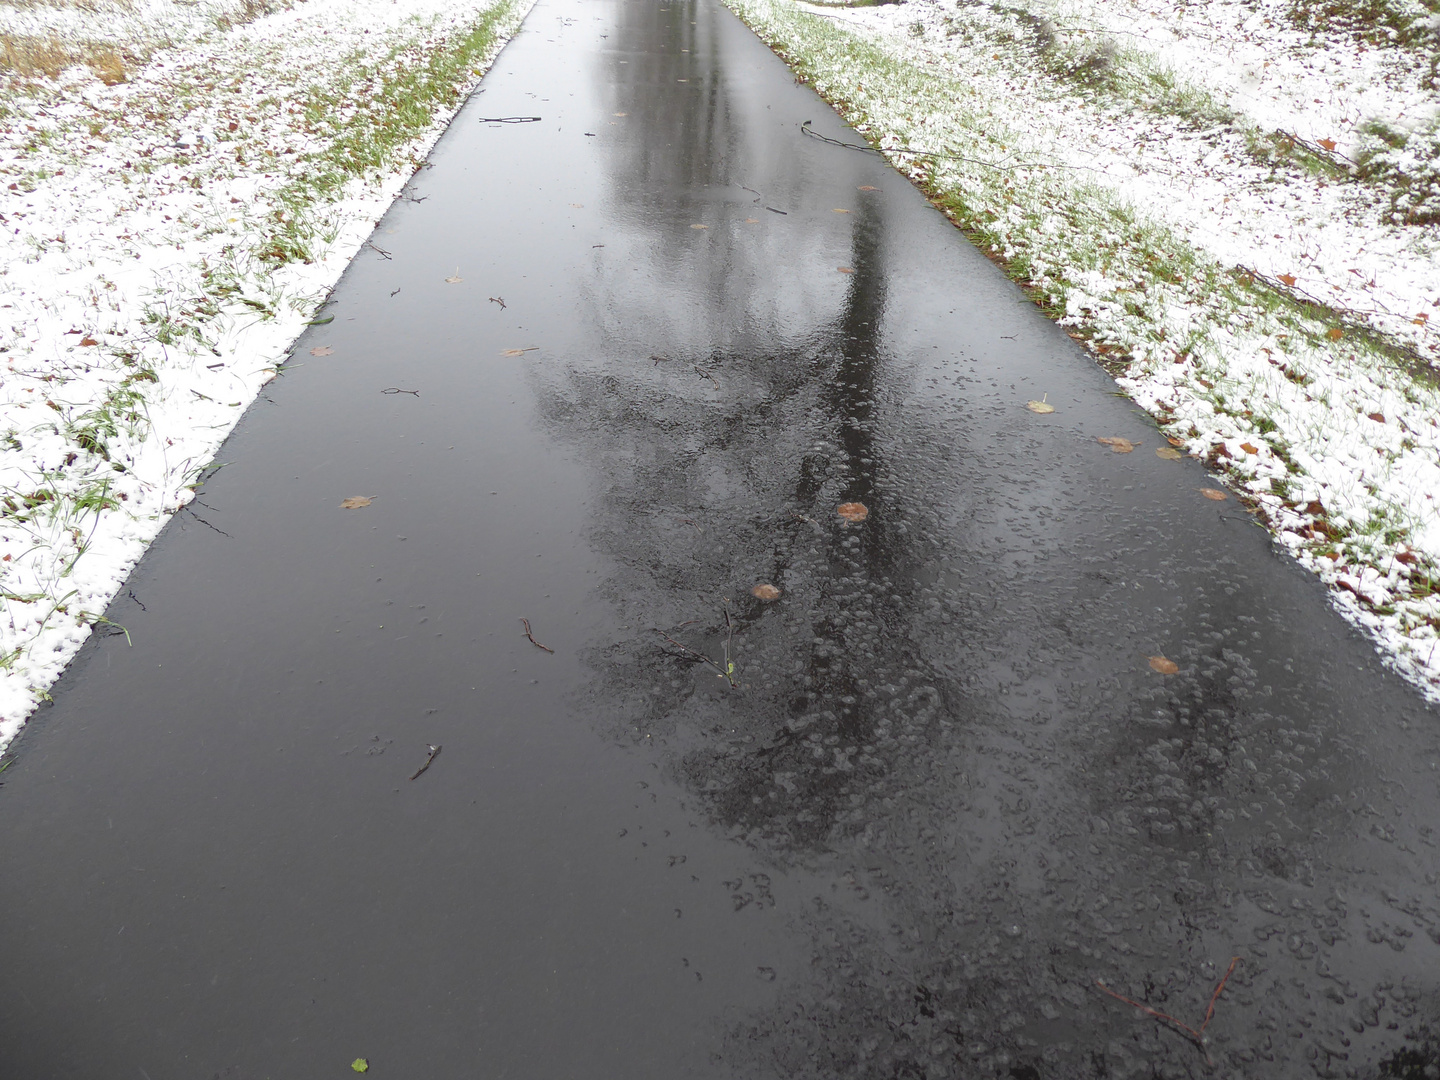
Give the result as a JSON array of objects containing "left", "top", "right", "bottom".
[
  {"left": 857, "top": 185, "right": 878, "bottom": 191},
  {"left": 691, "top": 223, "right": 708, "bottom": 230},
  {"left": 752, "top": 584, "right": 781, "bottom": 601},
  {"left": 1148, "top": 656, "right": 1179, "bottom": 674},
  {"left": 837, "top": 266, "right": 854, "bottom": 274},
  {"left": 501, "top": 347, "right": 538, "bottom": 357},
  {"left": 832, "top": 208, "right": 850, "bottom": 214},
  {"left": 445, "top": 268, "right": 463, "bottom": 283},
  {"left": 310, "top": 345, "right": 334, "bottom": 356},
  {"left": 745, "top": 218, "right": 759, "bottom": 223},
  {"left": 1026, "top": 396, "right": 1055, "bottom": 414},
  {"left": 1200, "top": 488, "right": 1228, "bottom": 501},
  {"left": 1097, "top": 437, "right": 1137, "bottom": 453},
  {"left": 837, "top": 502, "right": 868, "bottom": 523},
  {"left": 1156, "top": 446, "right": 1182, "bottom": 460},
  {"left": 340, "top": 496, "right": 373, "bottom": 509}
]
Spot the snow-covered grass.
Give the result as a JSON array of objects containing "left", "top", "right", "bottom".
[
  {"left": 0, "top": 0, "right": 533, "bottom": 749},
  {"left": 725, "top": 0, "right": 1440, "bottom": 701}
]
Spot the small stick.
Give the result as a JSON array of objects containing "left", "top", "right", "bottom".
[
  {"left": 409, "top": 744, "right": 441, "bottom": 781},
  {"left": 520, "top": 617, "right": 554, "bottom": 653},
  {"left": 366, "top": 242, "right": 392, "bottom": 260},
  {"left": 489, "top": 296, "right": 507, "bottom": 309},
  {"left": 695, "top": 365, "right": 720, "bottom": 389},
  {"left": 1094, "top": 957, "right": 1240, "bottom": 1066},
  {"left": 380, "top": 387, "right": 420, "bottom": 396}
]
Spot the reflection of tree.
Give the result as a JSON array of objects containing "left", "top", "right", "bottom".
[{"left": 540, "top": 3, "right": 1440, "bottom": 1075}]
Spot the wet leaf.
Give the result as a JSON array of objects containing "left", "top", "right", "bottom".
[
  {"left": 857, "top": 185, "right": 878, "bottom": 191},
  {"left": 351, "top": 1060, "right": 369, "bottom": 1074},
  {"left": 837, "top": 266, "right": 854, "bottom": 274},
  {"left": 1367, "top": 411, "right": 1385, "bottom": 423},
  {"left": 1097, "top": 436, "right": 1137, "bottom": 453},
  {"left": 751, "top": 583, "right": 781, "bottom": 601},
  {"left": 1148, "top": 656, "right": 1179, "bottom": 675},
  {"left": 501, "top": 347, "right": 538, "bottom": 356},
  {"left": 1156, "top": 446, "right": 1182, "bottom": 460},
  {"left": 79, "top": 336, "right": 99, "bottom": 346},
  {"left": 1318, "top": 137, "right": 1337, "bottom": 151},
  {"left": 1167, "top": 436, "right": 1184, "bottom": 447},
  {"left": 1240, "top": 442, "right": 1260, "bottom": 454},
  {"left": 1025, "top": 398, "right": 1055, "bottom": 414},
  {"left": 340, "top": 496, "right": 373, "bottom": 509},
  {"left": 309, "top": 345, "right": 334, "bottom": 356},
  {"left": 837, "top": 502, "right": 868, "bottom": 522},
  {"left": 1278, "top": 273, "right": 1297, "bottom": 287},
  {"left": 690, "top": 223, "right": 708, "bottom": 230},
  {"left": 832, "top": 208, "right": 850, "bottom": 214},
  {"left": 744, "top": 218, "right": 759, "bottom": 223},
  {"left": 1200, "top": 488, "right": 1228, "bottom": 501},
  {"left": 1326, "top": 327, "right": 1344, "bottom": 341}
]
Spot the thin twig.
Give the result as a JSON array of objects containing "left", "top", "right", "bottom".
[
  {"left": 489, "top": 296, "right": 507, "bottom": 309},
  {"left": 695, "top": 365, "right": 721, "bottom": 389},
  {"left": 380, "top": 387, "right": 420, "bottom": 396},
  {"left": 520, "top": 617, "right": 554, "bottom": 653},
  {"left": 366, "top": 242, "right": 392, "bottom": 260},
  {"left": 800, "top": 119, "right": 1084, "bottom": 172},
  {"left": 409, "top": 744, "right": 441, "bottom": 781},
  {"left": 476, "top": 115, "right": 542, "bottom": 123},
  {"left": 1094, "top": 957, "right": 1240, "bottom": 1066}
]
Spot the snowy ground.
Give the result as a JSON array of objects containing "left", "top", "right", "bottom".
[
  {"left": 0, "top": 0, "right": 532, "bottom": 750},
  {"left": 725, "top": 0, "right": 1440, "bottom": 702}
]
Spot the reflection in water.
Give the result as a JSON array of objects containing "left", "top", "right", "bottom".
[{"left": 538, "top": 1, "right": 1440, "bottom": 1076}]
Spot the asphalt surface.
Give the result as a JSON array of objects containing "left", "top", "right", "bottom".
[{"left": 3, "top": 0, "right": 1440, "bottom": 1077}]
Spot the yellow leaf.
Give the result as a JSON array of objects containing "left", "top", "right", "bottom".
[
  {"left": 751, "top": 583, "right": 781, "bottom": 601},
  {"left": 1240, "top": 442, "right": 1260, "bottom": 454},
  {"left": 1097, "top": 436, "right": 1137, "bottom": 453},
  {"left": 340, "top": 496, "right": 373, "bottom": 509},
  {"left": 690, "top": 223, "right": 708, "bottom": 230},
  {"left": 1156, "top": 446, "right": 1182, "bottom": 460},
  {"left": 1025, "top": 398, "right": 1055, "bottom": 414},
  {"left": 1148, "top": 656, "right": 1179, "bottom": 675}
]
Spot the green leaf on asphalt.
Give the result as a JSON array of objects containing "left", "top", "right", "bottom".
[{"left": 351, "top": 1059, "right": 369, "bottom": 1073}]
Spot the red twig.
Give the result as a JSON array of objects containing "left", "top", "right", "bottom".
[
  {"left": 520, "top": 617, "right": 554, "bottom": 653},
  {"left": 1095, "top": 957, "right": 1240, "bottom": 1067}
]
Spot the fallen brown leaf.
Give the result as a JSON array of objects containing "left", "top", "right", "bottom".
[
  {"left": 1148, "top": 656, "right": 1179, "bottom": 675},
  {"left": 310, "top": 345, "right": 334, "bottom": 356},
  {"left": 340, "top": 496, "right": 373, "bottom": 509},
  {"left": 1367, "top": 412, "right": 1385, "bottom": 423},
  {"left": 79, "top": 336, "right": 99, "bottom": 347},
  {"left": 1240, "top": 442, "right": 1260, "bottom": 454},
  {"left": 1318, "top": 137, "right": 1337, "bottom": 151},
  {"left": 1326, "top": 327, "right": 1344, "bottom": 341},
  {"left": 1200, "top": 488, "right": 1228, "bottom": 501},
  {"left": 1097, "top": 436, "right": 1137, "bottom": 453},
  {"left": 1167, "top": 436, "right": 1184, "bottom": 446},
  {"left": 1278, "top": 273, "right": 1297, "bottom": 287},
  {"left": 1156, "top": 446, "right": 1182, "bottom": 460},
  {"left": 837, "top": 266, "right": 854, "bottom": 274},
  {"left": 857, "top": 185, "right": 878, "bottom": 191},
  {"left": 837, "top": 502, "right": 868, "bottom": 523},
  {"left": 744, "top": 217, "right": 759, "bottom": 224},
  {"left": 751, "top": 583, "right": 781, "bottom": 601}
]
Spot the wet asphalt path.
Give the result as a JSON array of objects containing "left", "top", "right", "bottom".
[{"left": 4, "top": 1, "right": 1440, "bottom": 1077}]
